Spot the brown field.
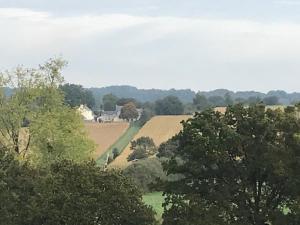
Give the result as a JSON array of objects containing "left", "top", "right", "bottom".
[
  {"left": 84, "top": 122, "right": 129, "bottom": 158},
  {"left": 110, "top": 115, "right": 191, "bottom": 169}
]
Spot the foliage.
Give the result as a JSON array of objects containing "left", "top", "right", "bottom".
[
  {"left": 157, "top": 138, "right": 179, "bottom": 159},
  {"left": 60, "top": 83, "right": 95, "bottom": 108},
  {"left": 162, "top": 104, "right": 300, "bottom": 225},
  {"left": 124, "top": 158, "right": 167, "bottom": 193},
  {"left": 0, "top": 58, "right": 94, "bottom": 164},
  {"left": 138, "top": 102, "right": 156, "bottom": 126},
  {"left": 263, "top": 95, "right": 279, "bottom": 105},
  {"left": 102, "top": 93, "right": 118, "bottom": 111},
  {"left": 139, "top": 107, "right": 155, "bottom": 125},
  {"left": 35, "top": 160, "right": 156, "bottom": 225},
  {"left": 90, "top": 85, "right": 195, "bottom": 103},
  {"left": 224, "top": 92, "right": 234, "bottom": 105},
  {"left": 155, "top": 96, "right": 184, "bottom": 115},
  {"left": 207, "top": 95, "right": 226, "bottom": 107},
  {"left": 0, "top": 148, "right": 38, "bottom": 225},
  {"left": 117, "top": 98, "right": 142, "bottom": 108},
  {"left": 0, "top": 153, "right": 157, "bottom": 225},
  {"left": 112, "top": 147, "right": 120, "bottom": 159},
  {"left": 120, "top": 102, "right": 139, "bottom": 121},
  {"left": 193, "top": 94, "right": 210, "bottom": 110},
  {"left": 128, "top": 136, "right": 157, "bottom": 161}
]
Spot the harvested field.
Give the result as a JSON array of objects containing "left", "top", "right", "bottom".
[
  {"left": 84, "top": 122, "right": 129, "bottom": 158},
  {"left": 110, "top": 115, "right": 191, "bottom": 169}
]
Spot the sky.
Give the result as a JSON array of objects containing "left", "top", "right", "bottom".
[{"left": 0, "top": 0, "right": 300, "bottom": 92}]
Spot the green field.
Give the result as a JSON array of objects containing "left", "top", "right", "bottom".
[
  {"left": 143, "top": 192, "right": 165, "bottom": 220},
  {"left": 96, "top": 123, "right": 141, "bottom": 166}
]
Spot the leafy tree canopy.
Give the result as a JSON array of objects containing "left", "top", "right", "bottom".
[
  {"left": 128, "top": 136, "right": 157, "bottom": 161},
  {"left": 162, "top": 104, "right": 300, "bottom": 225},
  {"left": 193, "top": 94, "right": 210, "bottom": 111},
  {"left": 120, "top": 102, "right": 139, "bottom": 121},
  {"left": 0, "top": 151, "right": 157, "bottom": 225},
  {"left": 0, "top": 58, "right": 94, "bottom": 164},
  {"left": 155, "top": 96, "right": 184, "bottom": 115},
  {"left": 60, "top": 83, "right": 95, "bottom": 109},
  {"left": 102, "top": 93, "right": 118, "bottom": 111}
]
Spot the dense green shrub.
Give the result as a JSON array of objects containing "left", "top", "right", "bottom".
[
  {"left": 123, "top": 158, "right": 167, "bottom": 193},
  {"left": 0, "top": 151, "right": 157, "bottom": 225}
]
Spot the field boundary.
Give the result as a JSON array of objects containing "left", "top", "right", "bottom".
[{"left": 96, "top": 123, "right": 141, "bottom": 166}]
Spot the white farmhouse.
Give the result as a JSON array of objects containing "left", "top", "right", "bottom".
[{"left": 77, "top": 105, "right": 95, "bottom": 121}]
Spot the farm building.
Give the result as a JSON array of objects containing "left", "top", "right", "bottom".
[
  {"left": 77, "top": 105, "right": 95, "bottom": 121},
  {"left": 96, "top": 105, "right": 143, "bottom": 123}
]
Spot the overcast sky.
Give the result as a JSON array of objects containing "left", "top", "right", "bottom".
[{"left": 1, "top": 0, "right": 300, "bottom": 92}]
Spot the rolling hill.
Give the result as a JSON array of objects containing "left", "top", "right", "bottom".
[{"left": 109, "top": 115, "right": 191, "bottom": 169}]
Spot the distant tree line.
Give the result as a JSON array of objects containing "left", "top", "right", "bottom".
[{"left": 88, "top": 86, "right": 300, "bottom": 106}]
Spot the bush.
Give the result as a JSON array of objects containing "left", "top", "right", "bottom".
[
  {"left": 0, "top": 154, "right": 157, "bottom": 225},
  {"left": 128, "top": 137, "right": 157, "bottom": 162},
  {"left": 123, "top": 158, "right": 167, "bottom": 193}
]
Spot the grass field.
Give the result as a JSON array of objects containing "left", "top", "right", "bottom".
[
  {"left": 110, "top": 115, "right": 191, "bottom": 169},
  {"left": 143, "top": 192, "right": 164, "bottom": 220},
  {"left": 96, "top": 123, "right": 141, "bottom": 166},
  {"left": 84, "top": 122, "right": 129, "bottom": 159}
]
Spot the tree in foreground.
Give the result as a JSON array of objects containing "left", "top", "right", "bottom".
[
  {"left": 162, "top": 104, "right": 300, "bottom": 225},
  {"left": 120, "top": 102, "right": 139, "bottom": 121},
  {"left": 0, "top": 149, "right": 157, "bottom": 225},
  {"left": 0, "top": 58, "right": 94, "bottom": 164}
]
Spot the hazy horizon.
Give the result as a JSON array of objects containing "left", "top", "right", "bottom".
[{"left": 1, "top": 0, "right": 300, "bottom": 92}]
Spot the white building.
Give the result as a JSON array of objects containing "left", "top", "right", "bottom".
[
  {"left": 77, "top": 105, "right": 95, "bottom": 121},
  {"left": 96, "top": 105, "right": 143, "bottom": 123}
]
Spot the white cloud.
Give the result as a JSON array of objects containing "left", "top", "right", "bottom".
[{"left": 1, "top": 7, "right": 300, "bottom": 91}]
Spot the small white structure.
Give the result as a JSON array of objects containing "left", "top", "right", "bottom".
[
  {"left": 96, "top": 105, "right": 143, "bottom": 123},
  {"left": 77, "top": 105, "right": 94, "bottom": 121}
]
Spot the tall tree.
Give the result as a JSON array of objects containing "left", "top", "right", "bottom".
[
  {"left": 193, "top": 93, "right": 210, "bottom": 111},
  {"left": 120, "top": 102, "right": 139, "bottom": 121},
  {"left": 60, "top": 83, "right": 95, "bottom": 109},
  {"left": 0, "top": 58, "right": 94, "bottom": 164},
  {"left": 162, "top": 104, "right": 300, "bottom": 225},
  {"left": 128, "top": 136, "right": 157, "bottom": 161},
  {"left": 102, "top": 93, "right": 118, "bottom": 111},
  {"left": 155, "top": 96, "right": 184, "bottom": 115}
]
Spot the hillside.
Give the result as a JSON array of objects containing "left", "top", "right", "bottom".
[
  {"left": 88, "top": 85, "right": 300, "bottom": 108},
  {"left": 109, "top": 115, "right": 191, "bottom": 169},
  {"left": 84, "top": 122, "right": 129, "bottom": 158},
  {"left": 89, "top": 85, "right": 195, "bottom": 107}
]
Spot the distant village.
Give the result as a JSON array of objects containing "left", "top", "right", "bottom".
[{"left": 77, "top": 104, "right": 143, "bottom": 122}]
